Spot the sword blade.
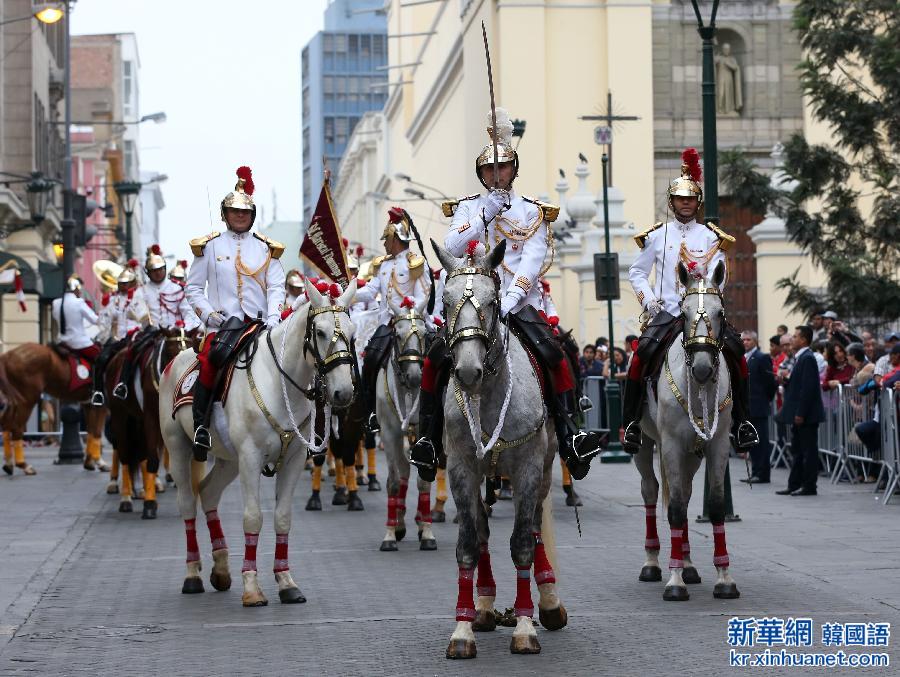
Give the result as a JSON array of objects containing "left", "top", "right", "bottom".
[{"left": 481, "top": 21, "right": 499, "bottom": 189}]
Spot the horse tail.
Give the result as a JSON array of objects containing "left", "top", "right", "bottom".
[
  {"left": 540, "top": 492, "right": 559, "bottom": 578},
  {"left": 659, "top": 446, "right": 670, "bottom": 513}
]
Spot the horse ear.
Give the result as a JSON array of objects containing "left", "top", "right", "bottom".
[
  {"left": 711, "top": 260, "right": 726, "bottom": 288},
  {"left": 337, "top": 279, "right": 356, "bottom": 309},
  {"left": 431, "top": 239, "right": 462, "bottom": 272},
  {"left": 677, "top": 261, "right": 690, "bottom": 289},
  {"left": 306, "top": 281, "right": 324, "bottom": 307},
  {"left": 487, "top": 239, "right": 507, "bottom": 270}
]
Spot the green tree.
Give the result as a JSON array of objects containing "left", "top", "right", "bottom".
[{"left": 721, "top": 0, "right": 900, "bottom": 329}]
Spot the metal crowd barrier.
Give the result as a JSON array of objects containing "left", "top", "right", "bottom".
[
  {"left": 582, "top": 376, "right": 606, "bottom": 432},
  {"left": 819, "top": 387, "right": 844, "bottom": 480},
  {"left": 877, "top": 388, "right": 899, "bottom": 505},
  {"left": 829, "top": 384, "right": 877, "bottom": 485}
]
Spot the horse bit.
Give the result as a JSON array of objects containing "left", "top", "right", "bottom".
[{"left": 445, "top": 265, "right": 504, "bottom": 375}]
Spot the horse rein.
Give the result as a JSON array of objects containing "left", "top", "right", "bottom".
[
  {"left": 680, "top": 280, "right": 725, "bottom": 369},
  {"left": 390, "top": 308, "right": 425, "bottom": 387},
  {"left": 445, "top": 265, "right": 505, "bottom": 374},
  {"left": 303, "top": 303, "right": 360, "bottom": 398}
]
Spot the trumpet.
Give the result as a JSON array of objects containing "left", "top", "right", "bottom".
[{"left": 92, "top": 260, "right": 124, "bottom": 293}]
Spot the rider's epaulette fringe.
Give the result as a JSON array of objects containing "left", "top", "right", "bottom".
[
  {"left": 521, "top": 196, "right": 560, "bottom": 223},
  {"left": 189, "top": 231, "right": 221, "bottom": 257},
  {"left": 441, "top": 194, "right": 479, "bottom": 218},
  {"left": 704, "top": 222, "right": 736, "bottom": 252},
  {"left": 253, "top": 232, "right": 286, "bottom": 259},
  {"left": 407, "top": 252, "right": 425, "bottom": 279},
  {"left": 633, "top": 222, "right": 663, "bottom": 250}
]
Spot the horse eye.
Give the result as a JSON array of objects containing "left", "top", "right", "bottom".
[{"left": 316, "top": 328, "right": 326, "bottom": 339}]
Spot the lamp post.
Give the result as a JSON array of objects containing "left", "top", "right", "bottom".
[
  {"left": 25, "top": 172, "right": 55, "bottom": 225},
  {"left": 113, "top": 181, "right": 141, "bottom": 260},
  {"left": 689, "top": 0, "right": 721, "bottom": 225},
  {"left": 0, "top": 2, "right": 65, "bottom": 27}
]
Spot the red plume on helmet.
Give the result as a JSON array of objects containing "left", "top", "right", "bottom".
[
  {"left": 400, "top": 296, "right": 414, "bottom": 309},
  {"left": 342, "top": 237, "right": 349, "bottom": 248},
  {"left": 236, "top": 166, "right": 255, "bottom": 196},
  {"left": 150, "top": 244, "right": 162, "bottom": 255},
  {"left": 681, "top": 148, "right": 702, "bottom": 182},
  {"left": 387, "top": 207, "right": 405, "bottom": 224},
  {"left": 126, "top": 258, "right": 139, "bottom": 269},
  {"left": 355, "top": 245, "right": 364, "bottom": 257},
  {"left": 178, "top": 259, "right": 188, "bottom": 269}
]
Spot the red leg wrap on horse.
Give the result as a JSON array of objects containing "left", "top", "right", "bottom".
[
  {"left": 476, "top": 543, "right": 496, "bottom": 597},
  {"left": 416, "top": 491, "right": 432, "bottom": 524},
  {"left": 712, "top": 521, "right": 729, "bottom": 567},
  {"left": 682, "top": 521, "right": 691, "bottom": 557},
  {"left": 205, "top": 510, "right": 226, "bottom": 551},
  {"left": 421, "top": 357, "right": 437, "bottom": 393},
  {"left": 455, "top": 567, "right": 476, "bottom": 621},
  {"left": 242, "top": 532, "right": 259, "bottom": 572},
  {"left": 551, "top": 360, "right": 574, "bottom": 394},
  {"left": 532, "top": 532, "right": 556, "bottom": 585},
  {"left": 669, "top": 527, "right": 684, "bottom": 569},
  {"left": 274, "top": 533, "right": 289, "bottom": 573},
  {"left": 386, "top": 492, "right": 399, "bottom": 527},
  {"left": 644, "top": 504, "right": 659, "bottom": 550},
  {"left": 185, "top": 519, "right": 200, "bottom": 563},
  {"left": 514, "top": 565, "right": 534, "bottom": 617}
]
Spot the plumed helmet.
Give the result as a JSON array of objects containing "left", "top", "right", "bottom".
[
  {"left": 66, "top": 274, "right": 83, "bottom": 292},
  {"left": 117, "top": 258, "right": 139, "bottom": 284},
  {"left": 169, "top": 259, "right": 188, "bottom": 281},
  {"left": 144, "top": 244, "right": 166, "bottom": 272},
  {"left": 286, "top": 269, "right": 305, "bottom": 291},
  {"left": 667, "top": 148, "right": 703, "bottom": 205},
  {"left": 475, "top": 107, "right": 518, "bottom": 188},
  {"left": 221, "top": 166, "right": 257, "bottom": 227},
  {"left": 382, "top": 206, "right": 413, "bottom": 244}
]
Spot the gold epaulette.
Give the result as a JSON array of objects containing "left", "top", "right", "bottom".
[
  {"left": 441, "top": 194, "right": 480, "bottom": 218},
  {"left": 407, "top": 251, "right": 425, "bottom": 279},
  {"left": 253, "top": 232, "right": 286, "bottom": 259},
  {"left": 704, "top": 222, "right": 736, "bottom": 252},
  {"left": 371, "top": 254, "right": 388, "bottom": 275},
  {"left": 521, "top": 196, "right": 560, "bottom": 223},
  {"left": 189, "top": 231, "right": 221, "bottom": 257},
  {"left": 633, "top": 222, "right": 663, "bottom": 250}
]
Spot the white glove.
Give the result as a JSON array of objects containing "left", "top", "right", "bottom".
[
  {"left": 500, "top": 289, "right": 523, "bottom": 318},
  {"left": 206, "top": 311, "right": 224, "bottom": 329},
  {"left": 645, "top": 298, "right": 664, "bottom": 318},
  {"left": 266, "top": 315, "right": 280, "bottom": 329},
  {"left": 481, "top": 189, "right": 510, "bottom": 224}
]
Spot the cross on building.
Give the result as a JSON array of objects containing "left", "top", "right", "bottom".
[{"left": 579, "top": 90, "right": 640, "bottom": 185}]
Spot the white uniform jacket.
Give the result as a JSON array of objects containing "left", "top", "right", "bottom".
[
  {"left": 140, "top": 278, "right": 200, "bottom": 330},
  {"left": 52, "top": 294, "right": 98, "bottom": 350},
  {"left": 354, "top": 250, "right": 430, "bottom": 326},
  {"left": 628, "top": 219, "right": 731, "bottom": 316},
  {"left": 186, "top": 229, "right": 286, "bottom": 327},
  {"left": 444, "top": 191, "right": 554, "bottom": 314},
  {"left": 97, "top": 291, "right": 150, "bottom": 342}
]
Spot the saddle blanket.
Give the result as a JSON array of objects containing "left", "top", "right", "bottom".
[
  {"left": 68, "top": 355, "right": 92, "bottom": 391},
  {"left": 171, "top": 358, "right": 240, "bottom": 418}
]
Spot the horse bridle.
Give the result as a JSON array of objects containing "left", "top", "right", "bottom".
[
  {"left": 164, "top": 327, "right": 190, "bottom": 353},
  {"left": 390, "top": 308, "right": 425, "bottom": 388},
  {"left": 303, "top": 303, "right": 360, "bottom": 400},
  {"left": 681, "top": 280, "right": 725, "bottom": 369},
  {"left": 445, "top": 266, "right": 504, "bottom": 374}
]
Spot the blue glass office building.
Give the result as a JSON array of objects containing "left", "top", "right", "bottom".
[{"left": 302, "top": 0, "right": 387, "bottom": 225}]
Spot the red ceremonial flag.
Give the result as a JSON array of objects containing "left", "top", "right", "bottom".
[{"left": 300, "top": 179, "right": 350, "bottom": 287}]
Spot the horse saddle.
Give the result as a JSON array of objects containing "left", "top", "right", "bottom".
[{"left": 507, "top": 305, "right": 564, "bottom": 367}]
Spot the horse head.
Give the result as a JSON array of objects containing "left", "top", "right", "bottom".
[
  {"left": 432, "top": 238, "right": 506, "bottom": 394},
  {"left": 305, "top": 281, "right": 358, "bottom": 409},
  {"left": 387, "top": 294, "right": 427, "bottom": 391},
  {"left": 678, "top": 259, "right": 727, "bottom": 385},
  {"left": 160, "top": 325, "right": 196, "bottom": 365}
]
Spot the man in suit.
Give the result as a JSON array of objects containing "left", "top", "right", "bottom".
[
  {"left": 740, "top": 330, "right": 776, "bottom": 484},
  {"left": 776, "top": 325, "right": 825, "bottom": 496}
]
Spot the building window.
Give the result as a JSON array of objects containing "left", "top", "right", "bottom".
[
  {"left": 123, "top": 61, "right": 135, "bottom": 117},
  {"left": 124, "top": 140, "right": 137, "bottom": 180}
]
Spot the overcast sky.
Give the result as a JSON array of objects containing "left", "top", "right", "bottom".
[{"left": 70, "top": 0, "right": 328, "bottom": 261}]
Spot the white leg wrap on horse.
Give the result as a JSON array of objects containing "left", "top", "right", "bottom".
[
  {"left": 419, "top": 523, "right": 435, "bottom": 541},
  {"left": 715, "top": 565, "right": 735, "bottom": 586},
  {"left": 537, "top": 582, "right": 560, "bottom": 611},
  {"left": 275, "top": 570, "right": 299, "bottom": 592},
  {"left": 512, "top": 616, "right": 538, "bottom": 639},
  {"left": 643, "top": 549, "right": 661, "bottom": 568},
  {"left": 666, "top": 568, "right": 685, "bottom": 588},
  {"left": 382, "top": 526, "right": 396, "bottom": 542},
  {"left": 450, "top": 620, "right": 475, "bottom": 643}
]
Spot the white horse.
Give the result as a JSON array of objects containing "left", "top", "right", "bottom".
[
  {"left": 159, "top": 282, "right": 357, "bottom": 606},
  {"left": 633, "top": 260, "right": 740, "bottom": 601},
  {"left": 434, "top": 240, "right": 566, "bottom": 660},
  {"left": 376, "top": 295, "right": 436, "bottom": 551}
]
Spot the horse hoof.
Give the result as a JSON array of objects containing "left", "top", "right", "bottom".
[
  {"left": 565, "top": 491, "right": 583, "bottom": 507},
  {"left": 210, "top": 571, "right": 232, "bottom": 592},
  {"left": 165, "top": 473, "right": 174, "bottom": 484},
  {"left": 182, "top": 577, "right": 204, "bottom": 594},
  {"left": 431, "top": 510, "right": 446, "bottom": 523},
  {"left": 2, "top": 464, "right": 12, "bottom": 476},
  {"left": 118, "top": 500, "right": 133, "bottom": 513},
  {"left": 241, "top": 593, "right": 268, "bottom": 607},
  {"left": 141, "top": 500, "right": 157, "bottom": 520},
  {"left": 305, "top": 494, "right": 322, "bottom": 511},
  {"left": 538, "top": 604, "right": 568, "bottom": 631},
  {"left": 663, "top": 585, "right": 690, "bottom": 601},
  {"left": 446, "top": 638, "right": 477, "bottom": 659},
  {"left": 96, "top": 459, "right": 110, "bottom": 472},
  {"left": 279, "top": 586, "right": 307, "bottom": 604},
  {"left": 379, "top": 540, "right": 398, "bottom": 552},
  {"left": 332, "top": 488, "right": 348, "bottom": 506},
  {"left": 83, "top": 459, "right": 95, "bottom": 471},
  {"left": 367, "top": 477, "right": 381, "bottom": 492},
  {"left": 16, "top": 463, "right": 36, "bottom": 476},
  {"left": 395, "top": 526, "right": 407, "bottom": 542},
  {"left": 682, "top": 567, "right": 702, "bottom": 585},
  {"left": 472, "top": 609, "right": 496, "bottom": 632},
  {"left": 510, "top": 633, "right": 541, "bottom": 654},
  {"left": 639, "top": 565, "right": 662, "bottom": 582},
  {"left": 106, "top": 481, "right": 119, "bottom": 494},
  {"left": 713, "top": 583, "right": 741, "bottom": 599},
  {"left": 347, "top": 491, "right": 364, "bottom": 511},
  {"left": 419, "top": 538, "right": 437, "bottom": 551}
]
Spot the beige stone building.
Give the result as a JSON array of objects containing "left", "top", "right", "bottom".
[{"left": 333, "top": 0, "right": 825, "bottom": 345}]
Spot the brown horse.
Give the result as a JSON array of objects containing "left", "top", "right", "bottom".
[
  {"left": 0, "top": 344, "right": 108, "bottom": 476},
  {"left": 105, "top": 326, "right": 196, "bottom": 518}
]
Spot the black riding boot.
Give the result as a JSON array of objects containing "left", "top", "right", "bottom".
[
  {"left": 409, "top": 389, "right": 440, "bottom": 482},
  {"left": 730, "top": 368, "right": 759, "bottom": 450},
  {"left": 113, "top": 358, "right": 133, "bottom": 400},
  {"left": 91, "top": 369, "right": 106, "bottom": 407},
  {"left": 622, "top": 377, "right": 644, "bottom": 454},
  {"left": 192, "top": 382, "right": 213, "bottom": 462},
  {"left": 555, "top": 392, "right": 601, "bottom": 481}
]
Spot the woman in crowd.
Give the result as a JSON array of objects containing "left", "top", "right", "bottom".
[
  {"left": 822, "top": 341, "right": 855, "bottom": 390},
  {"left": 579, "top": 343, "right": 604, "bottom": 378},
  {"left": 604, "top": 346, "right": 628, "bottom": 383}
]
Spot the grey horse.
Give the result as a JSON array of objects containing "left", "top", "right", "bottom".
[
  {"left": 376, "top": 294, "right": 436, "bottom": 551},
  {"left": 632, "top": 259, "right": 740, "bottom": 601},
  {"left": 433, "top": 240, "right": 567, "bottom": 660}
]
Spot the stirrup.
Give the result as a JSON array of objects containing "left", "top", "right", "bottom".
[
  {"left": 570, "top": 430, "right": 602, "bottom": 463},
  {"left": 408, "top": 438, "right": 437, "bottom": 481},
  {"left": 578, "top": 395, "right": 593, "bottom": 413},
  {"left": 735, "top": 421, "right": 759, "bottom": 450},
  {"left": 193, "top": 426, "right": 211, "bottom": 451},
  {"left": 112, "top": 382, "right": 128, "bottom": 400},
  {"left": 91, "top": 391, "right": 105, "bottom": 407},
  {"left": 623, "top": 421, "right": 642, "bottom": 454},
  {"left": 367, "top": 412, "right": 381, "bottom": 434}
]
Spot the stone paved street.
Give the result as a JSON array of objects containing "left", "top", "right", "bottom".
[{"left": 1, "top": 444, "right": 898, "bottom": 675}]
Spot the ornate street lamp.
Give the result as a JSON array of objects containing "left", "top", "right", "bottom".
[
  {"left": 113, "top": 180, "right": 141, "bottom": 260},
  {"left": 25, "top": 171, "right": 55, "bottom": 225},
  {"left": 689, "top": 0, "right": 721, "bottom": 224}
]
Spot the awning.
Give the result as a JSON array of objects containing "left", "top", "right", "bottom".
[
  {"left": 0, "top": 251, "right": 41, "bottom": 296},
  {"left": 38, "top": 261, "right": 63, "bottom": 299}
]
